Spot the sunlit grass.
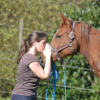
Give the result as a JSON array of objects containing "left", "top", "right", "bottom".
[{"left": 0, "top": 97, "right": 10, "bottom": 100}]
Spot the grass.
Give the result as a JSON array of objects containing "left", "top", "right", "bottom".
[{"left": 0, "top": 97, "right": 10, "bottom": 100}]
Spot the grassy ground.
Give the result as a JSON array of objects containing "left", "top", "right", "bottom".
[{"left": 0, "top": 97, "right": 10, "bottom": 100}]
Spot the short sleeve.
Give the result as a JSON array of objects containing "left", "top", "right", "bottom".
[{"left": 23, "top": 54, "right": 39, "bottom": 66}]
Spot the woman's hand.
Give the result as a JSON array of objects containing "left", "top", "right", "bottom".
[{"left": 43, "top": 43, "right": 51, "bottom": 58}]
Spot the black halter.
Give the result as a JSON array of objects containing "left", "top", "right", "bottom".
[{"left": 51, "top": 21, "right": 76, "bottom": 63}]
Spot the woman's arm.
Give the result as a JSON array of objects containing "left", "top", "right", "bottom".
[
  {"left": 29, "top": 56, "right": 51, "bottom": 81},
  {"left": 29, "top": 43, "right": 51, "bottom": 81}
]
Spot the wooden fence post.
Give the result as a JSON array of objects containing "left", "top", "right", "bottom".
[{"left": 19, "top": 19, "right": 24, "bottom": 50}]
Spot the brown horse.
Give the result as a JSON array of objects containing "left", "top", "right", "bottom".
[
  {"left": 40, "top": 14, "right": 100, "bottom": 79},
  {"left": 50, "top": 14, "right": 100, "bottom": 79}
]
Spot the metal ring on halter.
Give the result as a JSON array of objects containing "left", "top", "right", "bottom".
[
  {"left": 69, "top": 31, "right": 75, "bottom": 39},
  {"left": 68, "top": 42, "right": 73, "bottom": 47},
  {"left": 53, "top": 49, "right": 58, "bottom": 56},
  {"left": 69, "top": 43, "right": 73, "bottom": 47},
  {"left": 71, "top": 47, "right": 75, "bottom": 53},
  {"left": 53, "top": 49, "right": 62, "bottom": 62}
]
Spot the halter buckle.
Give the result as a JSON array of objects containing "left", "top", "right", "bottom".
[
  {"left": 69, "top": 31, "right": 75, "bottom": 39},
  {"left": 53, "top": 49, "right": 58, "bottom": 56}
]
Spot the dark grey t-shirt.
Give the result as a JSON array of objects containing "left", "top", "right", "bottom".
[{"left": 12, "top": 53, "right": 39, "bottom": 99}]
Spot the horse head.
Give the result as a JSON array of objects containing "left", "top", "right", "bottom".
[
  {"left": 50, "top": 14, "right": 79, "bottom": 63},
  {"left": 40, "top": 14, "right": 100, "bottom": 79}
]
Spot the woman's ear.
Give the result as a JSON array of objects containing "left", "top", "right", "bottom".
[{"left": 32, "top": 40, "right": 37, "bottom": 46}]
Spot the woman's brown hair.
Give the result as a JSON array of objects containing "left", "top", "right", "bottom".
[{"left": 17, "top": 31, "right": 47, "bottom": 64}]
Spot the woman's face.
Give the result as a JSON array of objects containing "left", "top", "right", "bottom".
[{"left": 36, "top": 37, "right": 47, "bottom": 52}]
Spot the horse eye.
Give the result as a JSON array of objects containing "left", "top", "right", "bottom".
[{"left": 56, "top": 35, "right": 61, "bottom": 38}]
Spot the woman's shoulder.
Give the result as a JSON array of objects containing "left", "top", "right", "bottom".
[
  {"left": 22, "top": 53, "right": 39, "bottom": 64},
  {"left": 23, "top": 53, "right": 35, "bottom": 57}
]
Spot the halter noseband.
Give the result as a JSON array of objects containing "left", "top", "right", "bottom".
[{"left": 51, "top": 21, "right": 76, "bottom": 63}]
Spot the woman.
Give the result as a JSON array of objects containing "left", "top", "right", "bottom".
[{"left": 11, "top": 31, "right": 51, "bottom": 100}]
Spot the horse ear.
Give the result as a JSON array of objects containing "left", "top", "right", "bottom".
[{"left": 60, "top": 13, "right": 69, "bottom": 24}]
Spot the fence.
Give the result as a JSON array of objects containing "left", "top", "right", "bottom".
[{"left": 0, "top": 19, "right": 100, "bottom": 100}]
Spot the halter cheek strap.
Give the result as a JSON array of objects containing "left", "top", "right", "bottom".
[{"left": 69, "top": 21, "right": 76, "bottom": 39}]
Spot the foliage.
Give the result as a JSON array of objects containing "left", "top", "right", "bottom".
[
  {"left": 64, "top": 2, "right": 100, "bottom": 30},
  {"left": 0, "top": 0, "right": 100, "bottom": 100}
]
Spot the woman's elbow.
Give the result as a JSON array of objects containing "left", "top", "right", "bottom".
[
  {"left": 42, "top": 75, "right": 50, "bottom": 82},
  {"left": 42, "top": 78, "right": 50, "bottom": 82}
]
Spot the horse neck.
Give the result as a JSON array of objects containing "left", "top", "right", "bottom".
[
  {"left": 75, "top": 22, "right": 100, "bottom": 78},
  {"left": 75, "top": 22, "right": 100, "bottom": 64},
  {"left": 75, "top": 22, "right": 93, "bottom": 62}
]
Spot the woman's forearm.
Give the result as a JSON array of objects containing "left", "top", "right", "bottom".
[{"left": 44, "top": 57, "right": 51, "bottom": 80}]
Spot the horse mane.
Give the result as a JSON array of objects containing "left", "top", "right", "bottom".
[
  {"left": 77, "top": 21, "right": 91, "bottom": 42},
  {"left": 75, "top": 21, "right": 92, "bottom": 62},
  {"left": 77, "top": 21, "right": 92, "bottom": 51}
]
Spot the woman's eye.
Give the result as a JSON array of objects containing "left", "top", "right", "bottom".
[{"left": 56, "top": 35, "right": 61, "bottom": 38}]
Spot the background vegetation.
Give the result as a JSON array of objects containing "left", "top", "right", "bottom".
[{"left": 0, "top": 0, "right": 100, "bottom": 100}]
